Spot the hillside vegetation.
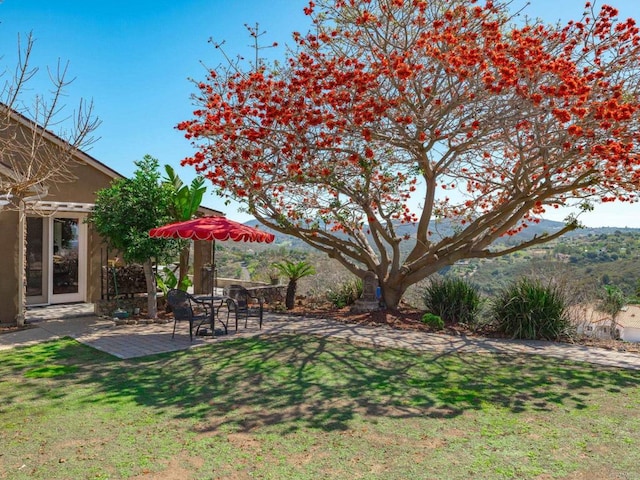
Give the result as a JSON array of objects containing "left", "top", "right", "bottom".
[{"left": 218, "top": 224, "right": 640, "bottom": 308}]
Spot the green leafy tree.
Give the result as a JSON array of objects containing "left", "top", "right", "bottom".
[
  {"left": 272, "top": 260, "right": 316, "bottom": 309},
  {"left": 162, "top": 165, "right": 207, "bottom": 288},
  {"left": 88, "top": 155, "right": 178, "bottom": 318}
]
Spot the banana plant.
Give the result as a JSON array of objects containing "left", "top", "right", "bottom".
[
  {"left": 156, "top": 266, "right": 192, "bottom": 297},
  {"left": 163, "top": 165, "right": 207, "bottom": 287}
]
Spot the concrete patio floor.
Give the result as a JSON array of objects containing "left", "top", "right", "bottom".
[{"left": 0, "top": 303, "right": 638, "bottom": 370}]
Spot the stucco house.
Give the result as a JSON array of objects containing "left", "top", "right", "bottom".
[
  {"left": 572, "top": 304, "right": 640, "bottom": 343},
  {"left": 614, "top": 306, "right": 640, "bottom": 343},
  {"left": 0, "top": 106, "right": 219, "bottom": 325}
]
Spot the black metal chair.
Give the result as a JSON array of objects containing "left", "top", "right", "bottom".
[
  {"left": 224, "top": 284, "right": 264, "bottom": 330},
  {"left": 167, "top": 289, "right": 211, "bottom": 341}
]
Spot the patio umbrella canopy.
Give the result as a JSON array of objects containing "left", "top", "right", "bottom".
[
  {"left": 149, "top": 216, "right": 275, "bottom": 243},
  {"left": 149, "top": 215, "right": 275, "bottom": 295}
]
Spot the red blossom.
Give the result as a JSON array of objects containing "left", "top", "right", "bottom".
[{"left": 178, "top": 0, "right": 640, "bottom": 308}]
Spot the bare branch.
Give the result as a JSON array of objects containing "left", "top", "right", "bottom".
[{"left": 0, "top": 32, "right": 101, "bottom": 209}]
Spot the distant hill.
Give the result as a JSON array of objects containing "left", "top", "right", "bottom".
[
  {"left": 245, "top": 218, "right": 640, "bottom": 251},
  {"left": 513, "top": 219, "right": 640, "bottom": 239}
]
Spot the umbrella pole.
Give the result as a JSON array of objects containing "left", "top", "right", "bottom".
[{"left": 211, "top": 240, "right": 216, "bottom": 297}]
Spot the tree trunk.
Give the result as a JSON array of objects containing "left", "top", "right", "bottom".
[
  {"left": 143, "top": 259, "right": 158, "bottom": 319},
  {"left": 285, "top": 281, "right": 297, "bottom": 310},
  {"left": 380, "top": 280, "right": 405, "bottom": 310},
  {"left": 178, "top": 245, "right": 190, "bottom": 289},
  {"left": 610, "top": 315, "right": 619, "bottom": 340}
]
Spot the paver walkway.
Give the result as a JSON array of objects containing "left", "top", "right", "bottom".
[{"left": 0, "top": 304, "right": 639, "bottom": 370}]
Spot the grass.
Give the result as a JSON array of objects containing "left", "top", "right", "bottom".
[{"left": 1, "top": 336, "right": 639, "bottom": 479}]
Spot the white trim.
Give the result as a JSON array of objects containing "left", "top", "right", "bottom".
[
  {"left": 0, "top": 163, "right": 19, "bottom": 181},
  {"left": 0, "top": 189, "right": 49, "bottom": 209},
  {"left": 49, "top": 214, "right": 88, "bottom": 304},
  {"left": 28, "top": 201, "right": 95, "bottom": 213}
]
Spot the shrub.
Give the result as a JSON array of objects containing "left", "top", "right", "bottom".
[
  {"left": 422, "top": 277, "right": 481, "bottom": 325},
  {"left": 491, "top": 278, "right": 571, "bottom": 340},
  {"left": 421, "top": 313, "right": 444, "bottom": 330},
  {"left": 327, "top": 278, "right": 364, "bottom": 308}
]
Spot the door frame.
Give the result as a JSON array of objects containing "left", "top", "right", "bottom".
[
  {"left": 26, "top": 213, "right": 88, "bottom": 306},
  {"left": 50, "top": 214, "right": 88, "bottom": 304}
]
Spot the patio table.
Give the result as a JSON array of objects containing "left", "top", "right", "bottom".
[{"left": 192, "top": 294, "right": 229, "bottom": 336}]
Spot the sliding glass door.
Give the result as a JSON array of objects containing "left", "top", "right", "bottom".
[
  {"left": 26, "top": 217, "right": 48, "bottom": 305},
  {"left": 26, "top": 214, "right": 86, "bottom": 305}
]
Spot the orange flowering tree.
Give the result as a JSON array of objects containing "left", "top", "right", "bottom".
[{"left": 179, "top": 0, "right": 640, "bottom": 309}]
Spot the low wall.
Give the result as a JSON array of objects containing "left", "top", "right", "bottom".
[
  {"left": 196, "top": 272, "right": 271, "bottom": 295},
  {"left": 95, "top": 278, "right": 282, "bottom": 316},
  {"left": 216, "top": 278, "right": 270, "bottom": 289},
  {"left": 95, "top": 296, "right": 167, "bottom": 317}
]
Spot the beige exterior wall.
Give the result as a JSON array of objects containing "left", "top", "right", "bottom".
[
  {"left": 193, "top": 240, "right": 214, "bottom": 294},
  {"left": 44, "top": 161, "right": 117, "bottom": 204},
  {"left": 0, "top": 210, "right": 20, "bottom": 324},
  {"left": 87, "top": 223, "right": 105, "bottom": 304},
  {"left": 0, "top": 201, "right": 113, "bottom": 324}
]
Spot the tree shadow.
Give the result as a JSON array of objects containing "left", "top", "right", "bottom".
[{"left": 2, "top": 335, "right": 639, "bottom": 434}]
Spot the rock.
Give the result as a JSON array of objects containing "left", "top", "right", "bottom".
[{"left": 351, "top": 299, "right": 381, "bottom": 313}]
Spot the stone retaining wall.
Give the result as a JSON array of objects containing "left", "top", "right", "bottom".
[{"left": 95, "top": 296, "right": 167, "bottom": 317}]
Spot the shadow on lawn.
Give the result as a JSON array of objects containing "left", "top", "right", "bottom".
[{"left": 3, "top": 335, "right": 640, "bottom": 434}]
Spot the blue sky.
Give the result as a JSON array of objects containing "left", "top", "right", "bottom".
[{"left": 1, "top": 0, "right": 639, "bottom": 227}]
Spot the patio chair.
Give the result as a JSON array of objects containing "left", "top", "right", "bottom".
[
  {"left": 167, "top": 289, "right": 211, "bottom": 341},
  {"left": 224, "top": 284, "right": 264, "bottom": 330}
]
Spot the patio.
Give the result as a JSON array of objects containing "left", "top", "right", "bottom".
[{"left": 4, "top": 303, "right": 640, "bottom": 369}]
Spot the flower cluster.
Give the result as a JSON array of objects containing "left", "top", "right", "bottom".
[{"left": 178, "top": 0, "right": 640, "bottom": 305}]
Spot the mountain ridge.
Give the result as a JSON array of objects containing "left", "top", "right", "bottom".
[{"left": 244, "top": 218, "right": 640, "bottom": 249}]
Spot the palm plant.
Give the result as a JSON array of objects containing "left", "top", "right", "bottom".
[{"left": 271, "top": 260, "right": 316, "bottom": 309}]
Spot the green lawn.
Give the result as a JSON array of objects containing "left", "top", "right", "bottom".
[{"left": 1, "top": 335, "right": 639, "bottom": 479}]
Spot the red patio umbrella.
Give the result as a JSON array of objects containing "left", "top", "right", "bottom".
[
  {"left": 149, "top": 216, "right": 275, "bottom": 243},
  {"left": 149, "top": 216, "right": 275, "bottom": 294}
]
